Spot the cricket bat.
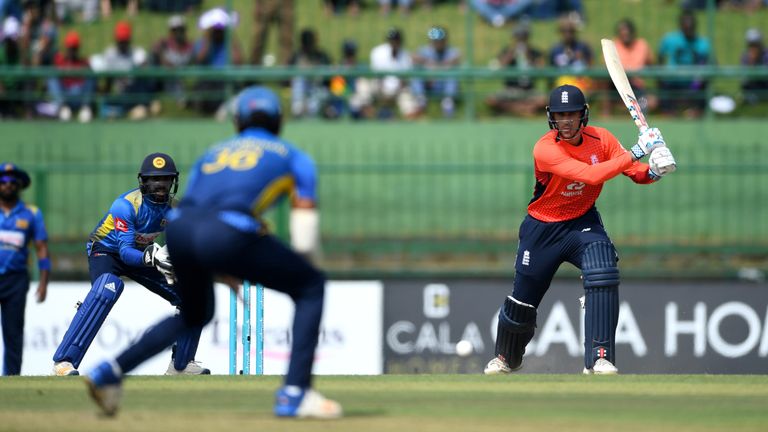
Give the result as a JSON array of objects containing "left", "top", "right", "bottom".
[{"left": 601, "top": 38, "right": 648, "bottom": 133}]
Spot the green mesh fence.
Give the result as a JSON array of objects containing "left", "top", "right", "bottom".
[{"left": 4, "top": 119, "right": 767, "bottom": 279}]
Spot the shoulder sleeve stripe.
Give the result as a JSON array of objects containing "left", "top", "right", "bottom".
[{"left": 123, "top": 190, "right": 143, "bottom": 214}]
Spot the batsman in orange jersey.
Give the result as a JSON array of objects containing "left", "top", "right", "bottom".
[{"left": 484, "top": 84, "right": 676, "bottom": 375}]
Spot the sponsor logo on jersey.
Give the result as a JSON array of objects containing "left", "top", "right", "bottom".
[
  {"left": 0, "top": 230, "right": 24, "bottom": 248},
  {"left": 590, "top": 154, "right": 599, "bottom": 165},
  {"left": 135, "top": 231, "right": 162, "bottom": 245},
  {"left": 153, "top": 157, "right": 166, "bottom": 169},
  {"left": 114, "top": 217, "right": 129, "bottom": 232},
  {"left": 561, "top": 181, "right": 585, "bottom": 197},
  {"left": 15, "top": 218, "right": 29, "bottom": 229}
]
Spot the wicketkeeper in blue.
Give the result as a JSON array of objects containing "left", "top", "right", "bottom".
[
  {"left": 85, "top": 86, "right": 341, "bottom": 419},
  {"left": 52, "top": 153, "right": 208, "bottom": 376}
]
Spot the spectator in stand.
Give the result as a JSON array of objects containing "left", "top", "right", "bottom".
[
  {"left": 325, "top": 39, "right": 368, "bottom": 119},
  {"left": 549, "top": 15, "right": 593, "bottom": 93},
  {"left": 0, "top": 16, "right": 23, "bottom": 118},
  {"left": 144, "top": 0, "right": 201, "bottom": 12},
  {"left": 485, "top": 21, "right": 546, "bottom": 117},
  {"left": 288, "top": 28, "right": 331, "bottom": 118},
  {"left": 1, "top": 0, "right": 23, "bottom": 21},
  {"left": 54, "top": 0, "right": 99, "bottom": 23},
  {"left": 90, "top": 21, "right": 154, "bottom": 120},
  {"left": 323, "top": 0, "right": 360, "bottom": 15},
  {"left": 100, "top": 0, "right": 138, "bottom": 18},
  {"left": 526, "top": 0, "right": 584, "bottom": 22},
  {"left": 251, "top": 0, "right": 293, "bottom": 65},
  {"left": 192, "top": 7, "right": 243, "bottom": 118},
  {"left": 679, "top": 0, "right": 758, "bottom": 8},
  {"left": 46, "top": 30, "right": 93, "bottom": 122},
  {"left": 470, "top": 0, "right": 533, "bottom": 27},
  {"left": 379, "top": 0, "right": 412, "bottom": 15},
  {"left": 411, "top": 25, "right": 461, "bottom": 118},
  {"left": 657, "top": 9, "right": 712, "bottom": 118},
  {"left": 151, "top": 15, "right": 193, "bottom": 108},
  {"left": 360, "top": 27, "right": 419, "bottom": 119},
  {"left": 605, "top": 18, "right": 656, "bottom": 115},
  {"left": 19, "top": 0, "right": 56, "bottom": 117},
  {"left": 741, "top": 28, "right": 768, "bottom": 105}
]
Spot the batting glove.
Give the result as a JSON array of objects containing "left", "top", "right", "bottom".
[
  {"left": 630, "top": 127, "right": 666, "bottom": 160},
  {"left": 648, "top": 147, "right": 677, "bottom": 180}
]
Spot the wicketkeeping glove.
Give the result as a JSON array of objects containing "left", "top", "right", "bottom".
[
  {"left": 648, "top": 147, "right": 677, "bottom": 180},
  {"left": 630, "top": 127, "right": 666, "bottom": 160},
  {"left": 143, "top": 243, "right": 177, "bottom": 285}
]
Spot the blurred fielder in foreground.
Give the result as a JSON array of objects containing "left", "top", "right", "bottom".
[
  {"left": 0, "top": 163, "right": 50, "bottom": 375},
  {"left": 484, "top": 84, "right": 676, "bottom": 376},
  {"left": 85, "top": 86, "right": 341, "bottom": 419},
  {"left": 52, "top": 153, "right": 208, "bottom": 376}
]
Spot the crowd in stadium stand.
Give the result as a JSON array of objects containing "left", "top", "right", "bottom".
[{"left": 0, "top": 0, "right": 767, "bottom": 121}]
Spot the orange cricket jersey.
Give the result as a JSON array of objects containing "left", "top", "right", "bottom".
[{"left": 527, "top": 126, "right": 654, "bottom": 222}]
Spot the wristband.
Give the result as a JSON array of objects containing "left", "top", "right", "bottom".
[
  {"left": 648, "top": 168, "right": 662, "bottom": 181},
  {"left": 630, "top": 144, "right": 645, "bottom": 161},
  {"left": 38, "top": 257, "right": 51, "bottom": 271}
]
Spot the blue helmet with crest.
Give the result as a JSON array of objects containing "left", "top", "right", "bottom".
[
  {"left": 0, "top": 162, "right": 31, "bottom": 189},
  {"left": 546, "top": 84, "right": 589, "bottom": 130},
  {"left": 138, "top": 152, "right": 179, "bottom": 204},
  {"left": 234, "top": 86, "right": 282, "bottom": 135}
]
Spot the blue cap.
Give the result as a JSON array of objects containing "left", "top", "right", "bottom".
[
  {"left": 0, "top": 162, "right": 31, "bottom": 189},
  {"left": 139, "top": 153, "right": 178, "bottom": 177},
  {"left": 427, "top": 26, "right": 446, "bottom": 41},
  {"left": 547, "top": 84, "right": 587, "bottom": 113},
  {"left": 236, "top": 86, "right": 281, "bottom": 120}
]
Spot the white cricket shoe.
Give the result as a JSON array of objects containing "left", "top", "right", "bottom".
[
  {"left": 53, "top": 361, "right": 79, "bottom": 376},
  {"left": 86, "top": 378, "right": 122, "bottom": 417},
  {"left": 165, "top": 360, "right": 211, "bottom": 375},
  {"left": 274, "top": 386, "right": 342, "bottom": 419},
  {"left": 483, "top": 355, "right": 513, "bottom": 375},
  {"left": 85, "top": 360, "right": 123, "bottom": 417},
  {"left": 583, "top": 358, "right": 619, "bottom": 375}
]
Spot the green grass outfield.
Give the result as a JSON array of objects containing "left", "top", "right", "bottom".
[{"left": 1, "top": 375, "right": 767, "bottom": 432}]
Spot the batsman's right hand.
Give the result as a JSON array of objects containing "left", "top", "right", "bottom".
[{"left": 630, "top": 127, "right": 666, "bottom": 160}]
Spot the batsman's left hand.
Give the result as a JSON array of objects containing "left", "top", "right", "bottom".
[
  {"left": 630, "top": 127, "right": 666, "bottom": 160},
  {"left": 648, "top": 147, "right": 677, "bottom": 179}
]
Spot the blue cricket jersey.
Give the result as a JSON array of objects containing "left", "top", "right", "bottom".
[
  {"left": 179, "top": 128, "right": 317, "bottom": 230},
  {"left": 87, "top": 189, "right": 171, "bottom": 267},
  {"left": 0, "top": 200, "right": 47, "bottom": 274}
]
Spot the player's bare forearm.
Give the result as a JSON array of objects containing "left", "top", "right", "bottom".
[
  {"left": 292, "top": 196, "right": 316, "bottom": 209},
  {"left": 37, "top": 270, "right": 49, "bottom": 303}
]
